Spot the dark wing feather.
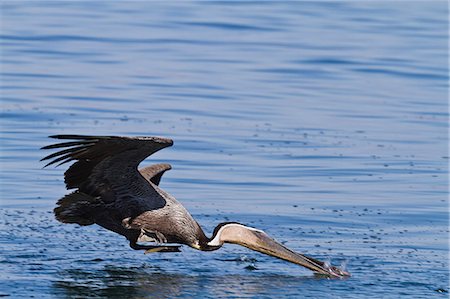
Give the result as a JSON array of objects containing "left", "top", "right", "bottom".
[{"left": 41, "top": 135, "right": 173, "bottom": 218}]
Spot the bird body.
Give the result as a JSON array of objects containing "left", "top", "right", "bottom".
[{"left": 42, "top": 134, "right": 349, "bottom": 277}]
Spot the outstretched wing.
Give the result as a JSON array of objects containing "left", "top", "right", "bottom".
[
  {"left": 139, "top": 163, "right": 172, "bottom": 186},
  {"left": 41, "top": 135, "right": 173, "bottom": 217}
]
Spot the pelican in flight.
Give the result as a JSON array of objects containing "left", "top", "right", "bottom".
[{"left": 41, "top": 135, "right": 349, "bottom": 278}]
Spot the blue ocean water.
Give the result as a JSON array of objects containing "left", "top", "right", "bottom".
[{"left": 0, "top": 1, "right": 448, "bottom": 298}]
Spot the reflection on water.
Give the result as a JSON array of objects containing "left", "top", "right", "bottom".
[
  {"left": 54, "top": 267, "right": 180, "bottom": 299},
  {"left": 53, "top": 266, "right": 326, "bottom": 299}
]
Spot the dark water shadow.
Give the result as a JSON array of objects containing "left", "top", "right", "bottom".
[{"left": 52, "top": 265, "right": 329, "bottom": 298}]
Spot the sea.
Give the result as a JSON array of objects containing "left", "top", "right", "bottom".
[{"left": 0, "top": 1, "right": 448, "bottom": 298}]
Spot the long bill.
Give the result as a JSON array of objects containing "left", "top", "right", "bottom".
[{"left": 207, "top": 223, "right": 350, "bottom": 278}]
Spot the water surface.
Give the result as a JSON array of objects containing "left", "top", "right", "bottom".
[{"left": 1, "top": 1, "right": 448, "bottom": 298}]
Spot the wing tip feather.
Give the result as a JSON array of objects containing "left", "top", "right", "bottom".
[
  {"left": 48, "top": 134, "right": 173, "bottom": 145},
  {"left": 49, "top": 134, "right": 100, "bottom": 140}
]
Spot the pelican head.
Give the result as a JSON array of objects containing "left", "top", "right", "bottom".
[{"left": 195, "top": 222, "right": 349, "bottom": 278}]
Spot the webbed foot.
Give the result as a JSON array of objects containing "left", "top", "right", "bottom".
[
  {"left": 129, "top": 241, "right": 181, "bottom": 253},
  {"left": 144, "top": 246, "right": 181, "bottom": 254}
]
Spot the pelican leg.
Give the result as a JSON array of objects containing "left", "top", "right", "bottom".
[
  {"left": 130, "top": 229, "right": 179, "bottom": 253},
  {"left": 137, "top": 228, "right": 167, "bottom": 244}
]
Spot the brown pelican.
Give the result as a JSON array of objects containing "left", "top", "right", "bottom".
[{"left": 41, "top": 135, "right": 349, "bottom": 278}]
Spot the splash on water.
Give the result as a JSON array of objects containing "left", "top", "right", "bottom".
[{"left": 340, "top": 259, "right": 349, "bottom": 273}]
